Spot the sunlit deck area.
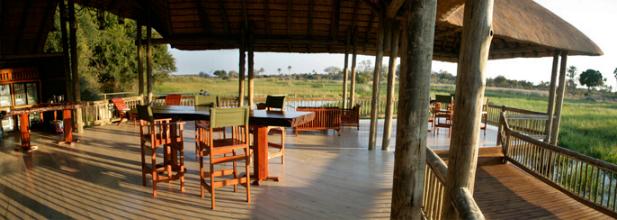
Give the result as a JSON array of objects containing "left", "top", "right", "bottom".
[{"left": 0, "top": 120, "right": 609, "bottom": 219}]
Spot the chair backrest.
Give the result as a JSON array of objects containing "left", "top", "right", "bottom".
[
  {"left": 111, "top": 97, "right": 127, "bottom": 110},
  {"left": 136, "top": 105, "right": 154, "bottom": 122},
  {"left": 209, "top": 107, "right": 249, "bottom": 129},
  {"left": 435, "top": 94, "right": 452, "bottom": 104},
  {"left": 264, "top": 95, "right": 285, "bottom": 110},
  {"left": 165, "top": 94, "right": 183, "bottom": 105},
  {"left": 195, "top": 95, "right": 218, "bottom": 107}
]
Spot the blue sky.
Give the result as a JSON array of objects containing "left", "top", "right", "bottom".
[{"left": 170, "top": 0, "right": 617, "bottom": 89}]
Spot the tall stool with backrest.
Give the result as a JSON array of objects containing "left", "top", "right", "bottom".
[
  {"left": 165, "top": 94, "right": 183, "bottom": 105},
  {"left": 434, "top": 94, "right": 454, "bottom": 135},
  {"left": 137, "top": 105, "right": 185, "bottom": 197},
  {"left": 194, "top": 95, "right": 224, "bottom": 159},
  {"left": 256, "top": 95, "right": 286, "bottom": 164},
  {"left": 197, "top": 107, "right": 251, "bottom": 209}
]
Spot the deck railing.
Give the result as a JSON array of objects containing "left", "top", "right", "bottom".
[
  {"left": 81, "top": 96, "right": 141, "bottom": 126},
  {"left": 488, "top": 104, "right": 549, "bottom": 142},
  {"left": 500, "top": 112, "right": 617, "bottom": 218},
  {"left": 423, "top": 148, "right": 485, "bottom": 220}
]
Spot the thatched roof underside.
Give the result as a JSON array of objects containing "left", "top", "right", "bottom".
[
  {"left": 0, "top": 0, "right": 60, "bottom": 57},
  {"left": 1, "top": 0, "right": 603, "bottom": 61}
]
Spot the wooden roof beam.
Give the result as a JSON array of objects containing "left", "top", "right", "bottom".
[
  {"left": 307, "top": 0, "right": 314, "bottom": 52},
  {"left": 218, "top": 0, "right": 231, "bottom": 35},
  {"left": 286, "top": 0, "right": 292, "bottom": 51},
  {"left": 14, "top": 0, "right": 35, "bottom": 54},
  {"left": 35, "top": 0, "right": 57, "bottom": 52},
  {"left": 364, "top": 10, "right": 376, "bottom": 52},
  {"left": 386, "top": 0, "right": 406, "bottom": 18},
  {"left": 329, "top": 0, "right": 341, "bottom": 52},
  {"left": 263, "top": 0, "right": 271, "bottom": 35},
  {"left": 196, "top": 0, "right": 212, "bottom": 34}
]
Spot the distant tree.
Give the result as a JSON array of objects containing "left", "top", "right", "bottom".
[
  {"left": 228, "top": 70, "right": 239, "bottom": 78},
  {"left": 257, "top": 67, "right": 265, "bottom": 75},
  {"left": 198, "top": 71, "right": 208, "bottom": 77},
  {"left": 613, "top": 68, "right": 617, "bottom": 92},
  {"left": 212, "top": 70, "right": 227, "bottom": 78},
  {"left": 579, "top": 69, "right": 605, "bottom": 94},
  {"left": 567, "top": 66, "right": 578, "bottom": 94},
  {"left": 324, "top": 66, "right": 341, "bottom": 75},
  {"left": 287, "top": 65, "right": 292, "bottom": 75},
  {"left": 277, "top": 68, "right": 282, "bottom": 75}
]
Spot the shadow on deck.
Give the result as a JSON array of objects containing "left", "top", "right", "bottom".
[{"left": 0, "top": 119, "right": 609, "bottom": 219}]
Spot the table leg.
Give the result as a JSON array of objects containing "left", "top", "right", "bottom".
[
  {"left": 63, "top": 109, "right": 73, "bottom": 144},
  {"left": 252, "top": 126, "right": 279, "bottom": 185},
  {"left": 19, "top": 113, "right": 31, "bottom": 150}
]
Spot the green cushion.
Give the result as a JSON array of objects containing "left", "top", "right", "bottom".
[
  {"left": 265, "top": 95, "right": 285, "bottom": 109},
  {"left": 195, "top": 95, "right": 218, "bottom": 107},
  {"left": 136, "top": 105, "right": 154, "bottom": 122},
  {"left": 210, "top": 107, "right": 249, "bottom": 128}
]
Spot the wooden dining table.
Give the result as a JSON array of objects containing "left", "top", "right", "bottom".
[
  {"left": 7, "top": 103, "right": 80, "bottom": 151},
  {"left": 150, "top": 105, "right": 315, "bottom": 185}
]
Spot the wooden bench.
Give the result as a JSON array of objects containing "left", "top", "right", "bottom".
[{"left": 294, "top": 106, "right": 342, "bottom": 135}]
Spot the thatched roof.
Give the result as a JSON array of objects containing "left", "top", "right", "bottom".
[
  {"left": 0, "top": 0, "right": 603, "bottom": 61},
  {"left": 442, "top": 0, "right": 603, "bottom": 59},
  {"left": 0, "top": 0, "right": 59, "bottom": 57}
]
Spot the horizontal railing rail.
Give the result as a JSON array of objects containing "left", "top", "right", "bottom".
[
  {"left": 423, "top": 148, "right": 485, "bottom": 220},
  {"left": 501, "top": 112, "right": 617, "bottom": 218}
]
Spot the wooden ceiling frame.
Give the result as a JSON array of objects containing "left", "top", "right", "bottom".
[
  {"left": 196, "top": 0, "right": 212, "bottom": 34},
  {"left": 14, "top": 0, "right": 35, "bottom": 54},
  {"left": 35, "top": 0, "right": 58, "bottom": 52}
]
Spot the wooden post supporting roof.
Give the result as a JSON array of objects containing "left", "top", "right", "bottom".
[
  {"left": 368, "top": 16, "right": 385, "bottom": 150},
  {"left": 341, "top": 33, "right": 350, "bottom": 109},
  {"left": 444, "top": 0, "right": 494, "bottom": 218},
  {"left": 59, "top": 0, "right": 72, "bottom": 102},
  {"left": 248, "top": 35, "right": 255, "bottom": 108},
  {"left": 239, "top": 32, "right": 246, "bottom": 107},
  {"left": 146, "top": 24, "right": 153, "bottom": 103},
  {"left": 349, "top": 37, "right": 358, "bottom": 108},
  {"left": 382, "top": 20, "right": 400, "bottom": 151},
  {"left": 390, "top": 0, "right": 437, "bottom": 217},
  {"left": 68, "top": 0, "right": 83, "bottom": 133},
  {"left": 550, "top": 51, "right": 568, "bottom": 145},
  {"left": 137, "top": 22, "right": 144, "bottom": 102},
  {"left": 545, "top": 51, "right": 560, "bottom": 142}
]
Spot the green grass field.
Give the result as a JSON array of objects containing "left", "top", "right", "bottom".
[{"left": 157, "top": 76, "right": 617, "bottom": 163}]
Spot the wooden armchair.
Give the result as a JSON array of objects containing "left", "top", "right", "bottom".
[
  {"left": 111, "top": 97, "right": 134, "bottom": 125},
  {"left": 137, "top": 105, "right": 186, "bottom": 197},
  {"left": 165, "top": 94, "right": 183, "bottom": 106},
  {"left": 194, "top": 95, "right": 224, "bottom": 159},
  {"left": 341, "top": 104, "right": 361, "bottom": 130},
  {"left": 433, "top": 95, "right": 454, "bottom": 136},
  {"left": 196, "top": 107, "right": 251, "bottom": 209}
]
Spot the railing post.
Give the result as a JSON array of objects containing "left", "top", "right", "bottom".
[{"left": 496, "top": 106, "right": 505, "bottom": 146}]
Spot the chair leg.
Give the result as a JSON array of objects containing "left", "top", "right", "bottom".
[
  {"left": 245, "top": 149, "right": 251, "bottom": 204},
  {"left": 141, "top": 141, "right": 146, "bottom": 186},
  {"left": 280, "top": 131, "right": 285, "bottom": 164},
  {"left": 210, "top": 163, "right": 216, "bottom": 209},
  {"left": 199, "top": 155, "right": 205, "bottom": 198},
  {"left": 233, "top": 150, "right": 238, "bottom": 193}
]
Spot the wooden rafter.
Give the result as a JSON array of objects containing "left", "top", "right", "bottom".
[
  {"left": 386, "top": 0, "right": 405, "bottom": 18},
  {"left": 218, "top": 0, "right": 231, "bottom": 35},
  {"left": 34, "top": 1, "right": 57, "bottom": 52},
  {"left": 364, "top": 10, "right": 375, "bottom": 52},
  {"left": 263, "top": 0, "right": 271, "bottom": 35},
  {"left": 14, "top": 0, "right": 35, "bottom": 54},
  {"left": 306, "top": 0, "right": 314, "bottom": 52},
  {"left": 196, "top": 0, "right": 212, "bottom": 34},
  {"left": 0, "top": 0, "right": 5, "bottom": 55},
  {"left": 286, "top": 0, "right": 292, "bottom": 52},
  {"left": 328, "top": 0, "right": 341, "bottom": 52}
]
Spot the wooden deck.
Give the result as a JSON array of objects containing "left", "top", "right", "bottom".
[{"left": 0, "top": 120, "right": 610, "bottom": 219}]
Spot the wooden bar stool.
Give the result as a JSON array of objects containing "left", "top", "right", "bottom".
[
  {"left": 255, "top": 95, "right": 286, "bottom": 164},
  {"left": 137, "top": 105, "right": 185, "bottom": 197},
  {"left": 194, "top": 95, "right": 225, "bottom": 159},
  {"left": 196, "top": 107, "right": 251, "bottom": 209}
]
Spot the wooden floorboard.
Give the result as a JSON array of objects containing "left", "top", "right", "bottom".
[{"left": 0, "top": 120, "right": 610, "bottom": 219}]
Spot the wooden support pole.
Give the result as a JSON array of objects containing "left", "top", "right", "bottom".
[
  {"left": 137, "top": 22, "right": 144, "bottom": 103},
  {"left": 342, "top": 33, "right": 350, "bottom": 109},
  {"left": 349, "top": 38, "right": 358, "bottom": 108},
  {"left": 390, "top": 0, "right": 437, "bottom": 217},
  {"left": 368, "top": 17, "right": 385, "bottom": 150},
  {"left": 551, "top": 51, "right": 568, "bottom": 145},
  {"left": 382, "top": 20, "right": 400, "bottom": 151},
  {"left": 239, "top": 32, "right": 246, "bottom": 107},
  {"left": 248, "top": 35, "right": 255, "bottom": 108},
  {"left": 68, "top": 0, "right": 83, "bottom": 133},
  {"left": 545, "top": 51, "right": 560, "bottom": 143},
  {"left": 59, "top": 0, "right": 72, "bottom": 102},
  {"left": 146, "top": 24, "right": 153, "bottom": 103},
  {"left": 444, "top": 0, "right": 494, "bottom": 218}
]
